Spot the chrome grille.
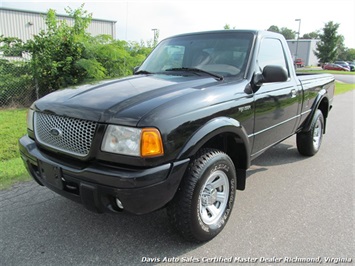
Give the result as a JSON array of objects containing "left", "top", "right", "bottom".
[{"left": 34, "top": 112, "right": 97, "bottom": 157}]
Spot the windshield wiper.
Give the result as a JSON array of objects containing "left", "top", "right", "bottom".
[
  {"left": 134, "top": 70, "right": 154, "bottom": 75},
  {"left": 164, "top": 67, "right": 224, "bottom": 81}
]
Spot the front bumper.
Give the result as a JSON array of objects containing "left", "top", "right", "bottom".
[{"left": 19, "top": 135, "right": 189, "bottom": 214}]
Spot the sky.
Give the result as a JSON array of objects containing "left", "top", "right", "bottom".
[{"left": 1, "top": 0, "right": 355, "bottom": 48}]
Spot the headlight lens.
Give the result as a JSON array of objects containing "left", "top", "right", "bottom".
[
  {"left": 101, "top": 125, "right": 164, "bottom": 157},
  {"left": 27, "top": 109, "right": 34, "bottom": 131},
  {"left": 102, "top": 125, "right": 141, "bottom": 156}
]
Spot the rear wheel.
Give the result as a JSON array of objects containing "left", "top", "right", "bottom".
[
  {"left": 297, "top": 109, "right": 324, "bottom": 156},
  {"left": 167, "top": 148, "right": 236, "bottom": 242}
]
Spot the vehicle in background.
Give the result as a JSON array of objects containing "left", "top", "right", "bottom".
[
  {"left": 334, "top": 61, "right": 351, "bottom": 71},
  {"left": 322, "top": 63, "right": 350, "bottom": 71},
  {"left": 346, "top": 61, "right": 355, "bottom": 71},
  {"left": 294, "top": 58, "right": 305, "bottom": 68}
]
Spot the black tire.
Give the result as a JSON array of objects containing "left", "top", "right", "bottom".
[
  {"left": 296, "top": 109, "right": 324, "bottom": 156},
  {"left": 167, "top": 148, "right": 236, "bottom": 242}
]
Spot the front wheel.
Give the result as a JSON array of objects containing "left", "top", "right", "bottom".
[
  {"left": 297, "top": 109, "right": 324, "bottom": 156},
  {"left": 167, "top": 149, "right": 236, "bottom": 242}
]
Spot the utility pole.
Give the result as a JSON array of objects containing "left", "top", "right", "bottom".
[
  {"left": 295, "top": 19, "right": 302, "bottom": 62},
  {"left": 152, "top": 28, "right": 159, "bottom": 46}
]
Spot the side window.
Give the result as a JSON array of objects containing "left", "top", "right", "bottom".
[{"left": 257, "top": 38, "right": 289, "bottom": 75}]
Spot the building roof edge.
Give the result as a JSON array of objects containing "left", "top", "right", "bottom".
[{"left": 0, "top": 7, "right": 117, "bottom": 23}]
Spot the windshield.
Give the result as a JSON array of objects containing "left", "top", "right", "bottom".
[{"left": 139, "top": 31, "right": 254, "bottom": 78}]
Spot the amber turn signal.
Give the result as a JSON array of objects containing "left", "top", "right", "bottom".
[{"left": 141, "top": 128, "right": 164, "bottom": 157}]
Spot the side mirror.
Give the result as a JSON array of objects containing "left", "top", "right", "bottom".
[
  {"left": 263, "top": 65, "right": 288, "bottom": 83},
  {"left": 253, "top": 65, "right": 288, "bottom": 87}
]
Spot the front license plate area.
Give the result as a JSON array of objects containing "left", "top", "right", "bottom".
[{"left": 38, "top": 161, "right": 63, "bottom": 189}]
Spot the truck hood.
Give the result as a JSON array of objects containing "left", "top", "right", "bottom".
[{"left": 34, "top": 74, "right": 220, "bottom": 125}]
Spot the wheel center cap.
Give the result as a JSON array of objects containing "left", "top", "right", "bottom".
[{"left": 201, "top": 186, "right": 217, "bottom": 206}]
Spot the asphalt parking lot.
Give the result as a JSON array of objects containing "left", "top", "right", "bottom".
[{"left": 0, "top": 91, "right": 354, "bottom": 266}]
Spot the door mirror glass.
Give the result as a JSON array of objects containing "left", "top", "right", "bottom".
[
  {"left": 252, "top": 65, "right": 288, "bottom": 91},
  {"left": 262, "top": 65, "right": 288, "bottom": 83}
]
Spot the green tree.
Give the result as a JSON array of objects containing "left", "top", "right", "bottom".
[
  {"left": 152, "top": 29, "right": 160, "bottom": 47},
  {"left": 128, "top": 40, "right": 154, "bottom": 69},
  {"left": 315, "top": 21, "right": 343, "bottom": 63},
  {"left": 280, "top": 27, "right": 296, "bottom": 39},
  {"left": 24, "top": 5, "right": 155, "bottom": 97},
  {"left": 346, "top": 49, "right": 355, "bottom": 61},
  {"left": 336, "top": 35, "right": 347, "bottom": 60},
  {"left": 25, "top": 5, "right": 93, "bottom": 96},
  {"left": 0, "top": 36, "right": 24, "bottom": 56},
  {"left": 81, "top": 35, "right": 153, "bottom": 78},
  {"left": 338, "top": 47, "right": 355, "bottom": 61},
  {"left": 267, "top": 26, "right": 296, "bottom": 39},
  {"left": 0, "top": 59, "right": 34, "bottom": 106},
  {"left": 1, "top": 5, "right": 155, "bottom": 105},
  {"left": 267, "top": 25, "right": 280, "bottom": 33},
  {"left": 224, "top": 24, "right": 236, "bottom": 30},
  {"left": 301, "top": 31, "right": 320, "bottom": 39}
]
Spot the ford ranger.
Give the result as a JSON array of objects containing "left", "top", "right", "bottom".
[{"left": 19, "top": 30, "right": 334, "bottom": 242}]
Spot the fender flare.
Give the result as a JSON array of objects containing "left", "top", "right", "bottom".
[
  {"left": 176, "top": 116, "right": 251, "bottom": 169},
  {"left": 302, "top": 89, "right": 330, "bottom": 133}
]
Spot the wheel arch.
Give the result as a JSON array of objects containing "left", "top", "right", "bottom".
[
  {"left": 317, "top": 96, "right": 329, "bottom": 133},
  {"left": 176, "top": 117, "right": 250, "bottom": 190},
  {"left": 302, "top": 91, "right": 330, "bottom": 133}
]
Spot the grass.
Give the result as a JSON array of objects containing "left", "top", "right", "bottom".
[
  {"left": 335, "top": 81, "right": 355, "bottom": 95},
  {"left": 0, "top": 109, "right": 30, "bottom": 189},
  {"left": 298, "top": 69, "right": 355, "bottom": 76},
  {"left": 0, "top": 80, "right": 354, "bottom": 190}
]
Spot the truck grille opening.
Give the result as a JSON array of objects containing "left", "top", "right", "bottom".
[{"left": 34, "top": 112, "right": 97, "bottom": 157}]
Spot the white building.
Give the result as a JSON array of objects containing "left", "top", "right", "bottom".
[
  {"left": 287, "top": 39, "right": 320, "bottom": 67},
  {"left": 0, "top": 7, "right": 117, "bottom": 42}
]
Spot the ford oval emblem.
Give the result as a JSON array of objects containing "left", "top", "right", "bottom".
[{"left": 50, "top": 128, "right": 62, "bottom": 137}]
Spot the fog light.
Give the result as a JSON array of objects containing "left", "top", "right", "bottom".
[{"left": 116, "top": 198, "right": 124, "bottom": 209}]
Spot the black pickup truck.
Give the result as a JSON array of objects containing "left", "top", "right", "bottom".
[{"left": 19, "top": 30, "right": 334, "bottom": 242}]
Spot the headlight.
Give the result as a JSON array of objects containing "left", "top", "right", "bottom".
[
  {"left": 101, "top": 125, "right": 164, "bottom": 157},
  {"left": 26, "top": 109, "right": 34, "bottom": 131}
]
